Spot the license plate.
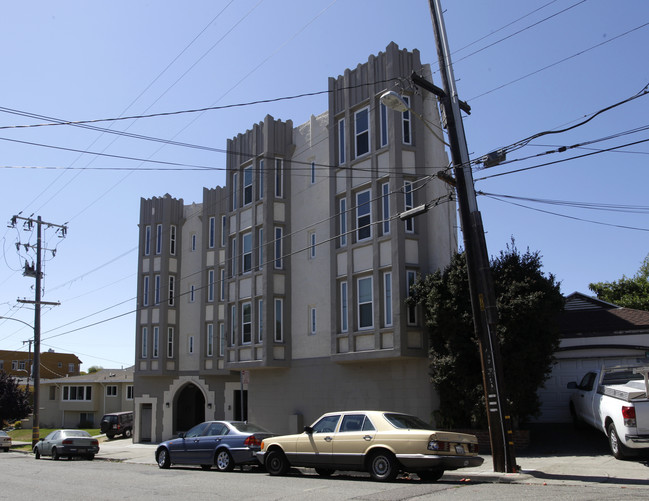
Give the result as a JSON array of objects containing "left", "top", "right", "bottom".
[{"left": 455, "top": 445, "right": 465, "bottom": 454}]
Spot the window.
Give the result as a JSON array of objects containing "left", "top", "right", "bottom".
[
  {"left": 242, "top": 302, "right": 252, "bottom": 344},
  {"left": 309, "top": 231, "right": 316, "bottom": 259},
  {"left": 209, "top": 217, "right": 216, "bottom": 248},
  {"left": 169, "top": 225, "right": 176, "bottom": 255},
  {"left": 189, "top": 285, "right": 195, "bottom": 303},
  {"left": 142, "top": 276, "right": 149, "bottom": 306},
  {"left": 127, "top": 386, "right": 134, "bottom": 400},
  {"left": 242, "top": 232, "right": 252, "bottom": 273},
  {"left": 384, "top": 272, "right": 393, "bottom": 326},
  {"left": 191, "top": 233, "right": 197, "bottom": 251},
  {"left": 338, "top": 119, "right": 346, "bottom": 165},
  {"left": 258, "top": 228, "right": 264, "bottom": 270},
  {"left": 407, "top": 270, "right": 417, "bottom": 324},
  {"left": 380, "top": 102, "right": 388, "bottom": 147},
  {"left": 339, "top": 198, "right": 347, "bottom": 247},
  {"left": 274, "top": 298, "right": 283, "bottom": 342},
  {"left": 153, "top": 326, "right": 159, "bottom": 358},
  {"left": 11, "top": 361, "right": 17, "bottom": 370},
  {"left": 144, "top": 225, "right": 151, "bottom": 256},
  {"left": 106, "top": 385, "right": 117, "bottom": 397},
  {"left": 219, "top": 324, "right": 226, "bottom": 356},
  {"left": 221, "top": 216, "right": 227, "bottom": 247},
  {"left": 155, "top": 224, "right": 162, "bottom": 255},
  {"left": 207, "top": 269, "right": 215, "bottom": 302},
  {"left": 402, "top": 95, "right": 412, "bottom": 144},
  {"left": 275, "top": 158, "right": 283, "bottom": 197},
  {"left": 232, "top": 171, "right": 238, "bottom": 210},
  {"left": 167, "top": 327, "right": 174, "bottom": 358},
  {"left": 258, "top": 159, "right": 264, "bottom": 199},
  {"left": 382, "top": 183, "right": 390, "bottom": 235},
  {"left": 207, "top": 324, "right": 214, "bottom": 356},
  {"left": 68, "top": 363, "right": 75, "bottom": 373},
  {"left": 231, "top": 237, "right": 237, "bottom": 277},
  {"left": 354, "top": 107, "right": 370, "bottom": 157},
  {"left": 404, "top": 181, "right": 414, "bottom": 233},
  {"left": 310, "top": 307, "right": 317, "bottom": 335},
  {"left": 188, "top": 336, "right": 194, "bottom": 354},
  {"left": 274, "top": 227, "right": 283, "bottom": 269},
  {"left": 231, "top": 305, "right": 236, "bottom": 345},
  {"left": 63, "top": 385, "right": 92, "bottom": 401},
  {"left": 258, "top": 299, "right": 263, "bottom": 342},
  {"left": 243, "top": 165, "right": 253, "bottom": 205},
  {"left": 310, "top": 161, "right": 316, "bottom": 184},
  {"left": 219, "top": 269, "right": 225, "bottom": 301},
  {"left": 168, "top": 275, "right": 175, "bottom": 306},
  {"left": 0, "top": 360, "right": 3, "bottom": 371},
  {"left": 141, "top": 327, "right": 148, "bottom": 358},
  {"left": 340, "top": 281, "right": 348, "bottom": 332},
  {"left": 358, "top": 276, "right": 373, "bottom": 329},
  {"left": 154, "top": 275, "right": 161, "bottom": 304},
  {"left": 356, "top": 189, "right": 372, "bottom": 241},
  {"left": 18, "top": 360, "right": 26, "bottom": 370}
]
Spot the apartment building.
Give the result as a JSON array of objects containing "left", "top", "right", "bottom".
[
  {"left": 0, "top": 348, "right": 81, "bottom": 380},
  {"left": 133, "top": 43, "right": 457, "bottom": 442}
]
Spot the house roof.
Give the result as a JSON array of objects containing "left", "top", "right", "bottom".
[
  {"left": 41, "top": 367, "right": 134, "bottom": 384},
  {"left": 560, "top": 292, "right": 649, "bottom": 338}
]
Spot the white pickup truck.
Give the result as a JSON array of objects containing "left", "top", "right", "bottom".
[{"left": 567, "top": 366, "right": 649, "bottom": 459}]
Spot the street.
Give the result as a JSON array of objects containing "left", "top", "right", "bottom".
[{"left": 1, "top": 450, "right": 648, "bottom": 501}]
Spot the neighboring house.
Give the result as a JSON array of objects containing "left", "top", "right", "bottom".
[
  {"left": 536, "top": 292, "right": 649, "bottom": 423},
  {"left": 39, "top": 367, "right": 134, "bottom": 428},
  {"left": 0, "top": 348, "right": 81, "bottom": 380},
  {"left": 133, "top": 42, "right": 458, "bottom": 443}
]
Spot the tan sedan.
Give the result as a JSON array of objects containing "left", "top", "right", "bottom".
[{"left": 257, "top": 410, "right": 483, "bottom": 482}]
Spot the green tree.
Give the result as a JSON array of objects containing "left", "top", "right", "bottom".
[
  {"left": 0, "top": 371, "right": 32, "bottom": 426},
  {"left": 87, "top": 366, "right": 103, "bottom": 374},
  {"left": 409, "top": 241, "right": 564, "bottom": 429},
  {"left": 589, "top": 254, "right": 649, "bottom": 311}
]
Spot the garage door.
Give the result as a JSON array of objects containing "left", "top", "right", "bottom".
[{"left": 534, "top": 355, "right": 641, "bottom": 423}]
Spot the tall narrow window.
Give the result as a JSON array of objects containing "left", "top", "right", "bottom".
[
  {"left": 219, "top": 324, "right": 225, "bottom": 356},
  {"left": 340, "top": 281, "right": 348, "bottom": 332},
  {"left": 231, "top": 238, "right": 237, "bottom": 277},
  {"left": 310, "top": 161, "right": 316, "bottom": 184},
  {"left": 258, "top": 299, "right": 263, "bottom": 342},
  {"left": 153, "top": 326, "right": 159, "bottom": 358},
  {"left": 167, "top": 327, "right": 174, "bottom": 358},
  {"left": 404, "top": 181, "right": 414, "bottom": 233},
  {"left": 407, "top": 270, "right": 417, "bottom": 324},
  {"left": 275, "top": 158, "right": 283, "bottom": 198},
  {"left": 382, "top": 183, "right": 390, "bottom": 235},
  {"left": 242, "top": 232, "right": 252, "bottom": 273},
  {"left": 338, "top": 118, "right": 346, "bottom": 165},
  {"left": 232, "top": 172, "right": 238, "bottom": 210},
  {"left": 144, "top": 226, "right": 151, "bottom": 256},
  {"left": 221, "top": 216, "right": 227, "bottom": 247},
  {"left": 207, "top": 324, "right": 214, "bottom": 357},
  {"left": 354, "top": 107, "right": 370, "bottom": 157},
  {"left": 168, "top": 276, "right": 175, "bottom": 306},
  {"left": 207, "top": 270, "right": 214, "bottom": 302},
  {"left": 356, "top": 189, "right": 372, "bottom": 241},
  {"left": 169, "top": 225, "right": 176, "bottom": 255},
  {"left": 243, "top": 165, "right": 253, "bottom": 205},
  {"left": 258, "top": 159, "right": 264, "bottom": 199},
  {"left": 339, "top": 198, "right": 347, "bottom": 247},
  {"left": 189, "top": 285, "right": 195, "bottom": 303},
  {"left": 358, "top": 276, "right": 373, "bottom": 329},
  {"left": 274, "top": 298, "right": 283, "bottom": 342},
  {"left": 155, "top": 224, "right": 162, "bottom": 255},
  {"left": 309, "top": 232, "right": 316, "bottom": 259},
  {"left": 258, "top": 228, "right": 264, "bottom": 270},
  {"left": 188, "top": 336, "right": 194, "bottom": 354},
  {"left": 231, "top": 305, "right": 236, "bottom": 345},
  {"left": 402, "top": 95, "right": 412, "bottom": 144},
  {"left": 274, "top": 227, "right": 283, "bottom": 269},
  {"left": 219, "top": 269, "right": 225, "bottom": 301},
  {"left": 209, "top": 216, "right": 216, "bottom": 249},
  {"left": 191, "top": 233, "right": 197, "bottom": 251},
  {"left": 143, "top": 276, "right": 149, "bottom": 307},
  {"left": 242, "top": 302, "right": 252, "bottom": 344},
  {"left": 384, "top": 272, "right": 393, "bottom": 327},
  {"left": 310, "top": 307, "right": 317, "bottom": 335},
  {"left": 154, "top": 275, "right": 161, "bottom": 305},
  {"left": 380, "top": 102, "right": 388, "bottom": 147},
  {"left": 141, "top": 327, "right": 148, "bottom": 358}
]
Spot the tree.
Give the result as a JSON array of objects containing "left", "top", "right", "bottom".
[
  {"left": 589, "top": 254, "right": 649, "bottom": 311},
  {"left": 409, "top": 240, "right": 564, "bottom": 429},
  {"left": 87, "top": 366, "right": 103, "bottom": 374},
  {"left": 0, "top": 371, "right": 32, "bottom": 426}
]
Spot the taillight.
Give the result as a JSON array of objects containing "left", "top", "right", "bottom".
[
  {"left": 244, "top": 435, "right": 262, "bottom": 447},
  {"left": 62, "top": 439, "right": 73, "bottom": 445},
  {"left": 91, "top": 440, "right": 99, "bottom": 446},
  {"left": 622, "top": 406, "right": 637, "bottom": 427},
  {"left": 427, "top": 440, "right": 449, "bottom": 451}
]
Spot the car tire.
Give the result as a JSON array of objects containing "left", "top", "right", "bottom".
[
  {"left": 52, "top": 447, "right": 60, "bottom": 461},
  {"left": 418, "top": 469, "right": 444, "bottom": 482},
  {"left": 608, "top": 423, "right": 629, "bottom": 460},
  {"left": 265, "top": 449, "right": 289, "bottom": 476},
  {"left": 569, "top": 403, "right": 584, "bottom": 430},
  {"left": 106, "top": 434, "right": 115, "bottom": 440},
  {"left": 34, "top": 448, "right": 40, "bottom": 460},
  {"left": 157, "top": 448, "right": 171, "bottom": 469},
  {"left": 368, "top": 450, "right": 398, "bottom": 482},
  {"left": 125, "top": 428, "right": 132, "bottom": 438},
  {"left": 215, "top": 449, "right": 235, "bottom": 472},
  {"left": 87, "top": 454, "right": 95, "bottom": 461},
  {"left": 315, "top": 468, "right": 335, "bottom": 477}
]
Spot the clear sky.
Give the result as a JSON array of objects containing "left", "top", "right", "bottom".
[{"left": 1, "top": 0, "right": 647, "bottom": 371}]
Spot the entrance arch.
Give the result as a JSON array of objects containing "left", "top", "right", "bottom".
[{"left": 174, "top": 383, "right": 205, "bottom": 433}]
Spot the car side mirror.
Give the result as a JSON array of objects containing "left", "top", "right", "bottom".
[
  {"left": 303, "top": 426, "right": 314, "bottom": 435},
  {"left": 39, "top": 438, "right": 44, "bottom": 442},
  {"left": 567, "top": 382, "right": 577, "bottom": 390},
  {"left": 178, "top": 432, "right": 186, "bottom": 439}
]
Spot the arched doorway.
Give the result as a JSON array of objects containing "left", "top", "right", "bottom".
[{"left": 174, "top": 383, "right": 205, "bottom": 433}]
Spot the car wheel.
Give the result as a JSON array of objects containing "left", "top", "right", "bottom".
[
  {"left": 315, "top": 468, "right": 335, "bottom": 477},
  {"left": 215, "top": 449, "right": 235, "bottom": 472},
  {"left": 87, "top": 454, "right": 95, "bottom": 461},
  {"left": 265, "top": 449, "right": 289, "bottom": 476},
  {"left": 569, "top": 403, "right": 584, "bottom": 430},
  {"left": 157, "top": 448, "right": 171, "bottom": 469},
  {"left": 34, "top": 448, "right": 40, "bottom": 460},
  {"left": 125, "top": 428, "right": 132, "bottom": 438},
  {"left": 52, "top": 447, "right": 59, "bottom": 461},
  {"left": 608, "top": 423, "right": 629, "bottom": 460},
  {"left": 368, "top": 450, "right": 398, "bottom": 482},
  {"left": 418, "top": 469, "right": 444, "bottom": 482},
  {"left": 107, "top": 434, "right": 115, "bottom": 440}
]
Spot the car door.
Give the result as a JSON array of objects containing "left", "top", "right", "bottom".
[
  {"left": 574, "top": 372, "right": 597, "bottom": 426},
  {"left": 331, "top": 414, "right": 376, "bottom": 468},
  {"left": 192, "top": 422, "right": 228, "bottom": 464},
  {"left": 294, "top": 414, "right": 340, "bottom": 467},
  {"left": 173, "top": 422, "right": 209, "bottom": 463},
  {"left": 42, "top": 431, "right": 59, "bottom": 456}
]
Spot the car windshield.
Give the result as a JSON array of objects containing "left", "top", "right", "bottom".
[
  {"left": 383, "top": 413, "right": 435, "bottom": 430},
  {"left": 0, "top": 431, "right": 8, "bottom": 437},
  {"left": 62, "top": 430, "right": 91, "bottom": 438},
  {"left": 229, "top": 422, "right": 269, "bottom": 434}
]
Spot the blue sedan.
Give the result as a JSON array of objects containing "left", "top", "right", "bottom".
[{"left": 155, "top": 421, "right": 273, "bottom": 471}]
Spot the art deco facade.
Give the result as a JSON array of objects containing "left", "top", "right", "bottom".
[{"left": 133, "top": 43, "right": 457, "bottom": 442}]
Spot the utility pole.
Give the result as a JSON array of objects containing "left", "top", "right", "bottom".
[
  {"left": 422, "top": 0, "right": 517, "bottom": 472},
  {"left": 22, "top": 338, "right": 33, "bottom": 392},
  {"left": 11, "top": 214, "right": 66, "bottom": 447}
]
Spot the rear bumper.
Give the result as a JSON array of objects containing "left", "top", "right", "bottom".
[
  {"left": 230, "top": 447, "right": 262, "bottom": 465},
  {"left": 624, "top": 434, "right": 649, "bottom": 448},
  {"left": 396, "top": 453, "right": 484, "bottom": 471},
  {"left": 60, "top": 445, "right": 100, "bottom": 456}
]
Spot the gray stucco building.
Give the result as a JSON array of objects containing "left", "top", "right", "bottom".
[{"left": 133, "top": 43, "right": 457, "bottom": 442}]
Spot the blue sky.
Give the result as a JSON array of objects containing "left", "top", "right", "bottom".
[{"left": 1, "top": 0, "right": 647, "bottom": 371}]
